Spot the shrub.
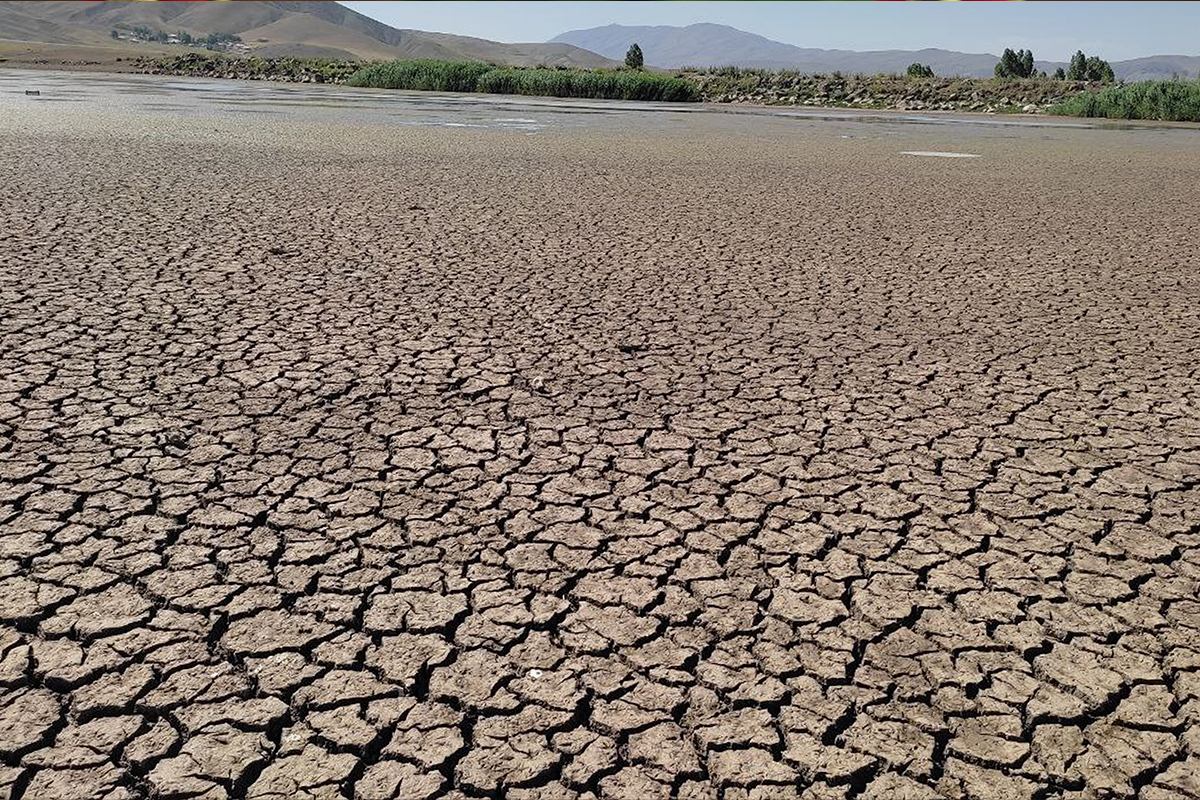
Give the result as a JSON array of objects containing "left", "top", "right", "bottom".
[
  {"left": 625, "top": 43, "right": 644, "bottom": 70},
  {"left": 906, "top": 63, "right": 934, "bottom": 78},
  {"left": 1050, "top": 81, "right": 1200, "bottom": 121}
]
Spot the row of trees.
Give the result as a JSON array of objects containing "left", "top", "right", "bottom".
[
  {"left": 995, "top": 48, "right": 1037, "bottom": 79},
  {"left": 624, "top": 41, "right": 1120, "bottom": 84},
  {"left": 995, "top": 47, "right": 1114, "bottom": 82},
  {"left": 111, "top": 27, "right": 242, "bottom": 49}
]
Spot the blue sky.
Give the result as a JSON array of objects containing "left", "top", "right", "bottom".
[{"left": 340, "top": 1, "right": 1200, "bottom": 62}]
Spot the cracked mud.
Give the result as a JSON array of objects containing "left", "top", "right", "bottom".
[{"left": 1, "top": 78, "right": 1199, "bottom": 800}]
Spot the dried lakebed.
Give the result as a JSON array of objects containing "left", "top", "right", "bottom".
[{"left": 1, "top": 71, "right": 1199, "bottom": 800}]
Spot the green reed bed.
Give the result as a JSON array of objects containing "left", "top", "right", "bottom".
[
  {"left": 347, "top": 59, "right": 700, "bottom": 102},
  {"left": 1050, "top": 80, "right": 1200, "bottom": 121},
  {"left": 475, "top": 67, "right": 698, "bottom": 101},
  {"left": 344, "top": 59, "right": 494, "bottom": 92}
]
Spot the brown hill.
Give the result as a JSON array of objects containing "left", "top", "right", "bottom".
[
  {"left": 0, "top": 2, "right": 111, "bottom": 45},
  {"left": 0, "top": 1, "right": 616, "bottom": 67}
]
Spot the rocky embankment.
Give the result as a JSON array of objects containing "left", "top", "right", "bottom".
[
  {"left": 134, "top": 53, "right": 359, "bottom": 84},
  {"left": 132, "top": 55, "right": 1100, "bottom": 114},
  {"left": 685, "top": 70, "right": 1102, "bottom": 113}
]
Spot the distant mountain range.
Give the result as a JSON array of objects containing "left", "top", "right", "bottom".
[
  {"left": 550, "top": 23, "right": 1200, "bottom": 81},
  {"left": 0, "top": 1, "right": 616, "bottom": 66}
]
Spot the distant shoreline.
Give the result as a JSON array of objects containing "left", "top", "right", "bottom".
[
  {"left": 112, "top": 54, "right": 1096, "bottom": 115},
  {"left": 7, "top": 53, "right": 1198, "bottom": 123}
]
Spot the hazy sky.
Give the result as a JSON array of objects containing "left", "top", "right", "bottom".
[{"left": 340, "top": 1, "right": 1200, "bottom": 62}]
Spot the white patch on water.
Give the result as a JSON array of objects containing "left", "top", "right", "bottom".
[{"left": 900, "top": 151, "right": 982, "bottom": 158}]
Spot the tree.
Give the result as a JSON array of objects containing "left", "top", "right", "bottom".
[
  {"left": 1085, "top": 55, "right": 1114, "bottom": 83},
  {"left": 1020, "top": 49, "right": 1034, "bottom": 78},
  {"left": 995, "top": 48, "right": 1018, "bottom": 79},
  {"left": 110, "top": 29, "right": 119, "bottom": 39},
  {"left": 1053, "top": 67, "right": 1066, "bottom": 80},
  {"left": 1065, "top": 50, "right": 1114, "bottom": 83},
  {"left": 1066, "top": 50, "right": 1087, "bottom": 80},
  {"left": 906, "top": 62, "right": 934, "bottom": 78},
  {"left": 624, "top": 43, "right": 644, "bottom": 70},
  {"left": 995, "top": 48, "right": 1035, "bottom": 79}
]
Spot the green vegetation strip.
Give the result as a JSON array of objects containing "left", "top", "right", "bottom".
[
  {"left": 347, "top": 59, "right": 699, "bottom": 102},
  {"left": 135, "top": 54, "right": 1200, "bottom": 123},
  {"left": 1049, "top": 81, "right": 1200, "bottom": 122}
]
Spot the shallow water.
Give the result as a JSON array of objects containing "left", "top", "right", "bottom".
[
  {"left": 4, "top": 68, "right": 1198, "bottom": 139},
  {"left": 901, "top": 151, "right": 982, "bottom": 158}
]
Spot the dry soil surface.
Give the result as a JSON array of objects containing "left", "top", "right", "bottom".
[
  {"left": 1, "top": 72, "right": 1199, "bottom": 800},
  {"left": 0, "top": 41, "right": 175, "bottom": 73}
]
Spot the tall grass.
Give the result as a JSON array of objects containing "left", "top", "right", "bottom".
[
  {"left": 1050, "top": 81, "right": 1200, "bottom": 121},
  {"left": 346, "top": 59, "right": 493, "bottom": 92},
  {"left": 475, "top": 67, "right": 698, "bottom": 101},
  {"left": 347, "top": 59, "right": 699, "bottom": 102}
]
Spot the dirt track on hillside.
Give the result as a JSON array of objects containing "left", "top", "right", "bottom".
[{"left": 1, "top": 84, "right": 1199, "bottom": 799}]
